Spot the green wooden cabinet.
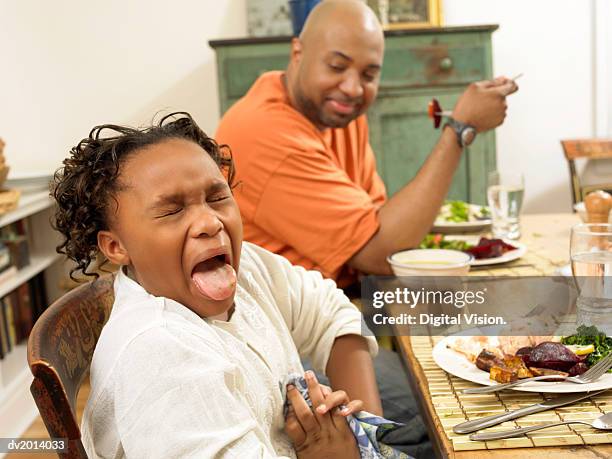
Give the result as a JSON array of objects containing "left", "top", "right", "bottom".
[{"left": 210, "top": 25, "right": 498, "bottom": 204}]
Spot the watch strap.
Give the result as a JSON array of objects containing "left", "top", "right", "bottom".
[{"left": 444, "top": 117, "right": 476, "bottom": 148}]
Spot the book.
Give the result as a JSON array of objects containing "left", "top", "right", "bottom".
[
  {"left": 29, "top": 273, "right": 48, "bottom": 321},
  {"left": 0, "top": 265, "right": 17, "bottom": 286},
  {"left": 0, "top": 299, "right": 7, "bottom": 359},
  {"left": 16, "top": 282, "right": 33, "bottom": 341},
  {"left": 2, "top": 236, "right": 30, "bottom": 269},
  {"left": 8, "top": 291, "right": 23, "bottom": 343},
  {"left": 2, "top": 297, "right": 14, "bottom": 351}
]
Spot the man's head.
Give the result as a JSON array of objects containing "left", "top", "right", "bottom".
[
  {"left": 52, "top": 113, "right": 243, "bottom": 318},
  {"left": 285, "top": 0, "right": 384, "bottom": 129}
]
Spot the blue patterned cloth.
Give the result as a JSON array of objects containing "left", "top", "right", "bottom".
[{"left": 283, "top": 374, "right": 413, "bottom": 459}]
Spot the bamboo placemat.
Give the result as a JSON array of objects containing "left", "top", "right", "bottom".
[
  {"left": 410, "top": 335, "right": 612, "bottom": 451},
  {"left": 408, "top": 236, "right": 611, "bottom": 452}
]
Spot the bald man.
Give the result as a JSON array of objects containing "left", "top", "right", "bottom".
[
  {"left": 216, "top": 0, "right": 517, "bottom": 288},
  {"left": 216, "top": 4, "right": 515, "bottom": 454}
]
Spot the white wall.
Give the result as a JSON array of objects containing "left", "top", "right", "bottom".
[
  {"left": 445, "top": 0, "right": 597, "bottom": 213},
  {"left": 0, "top": 0, "right": 247, "bottom": 175},
  {"left": 595, "top": 0, "right": 611, "bottom": 137}
]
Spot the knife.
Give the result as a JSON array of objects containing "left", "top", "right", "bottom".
[{"left": 453, "top": 389, "right": 607, "bottom": 434}]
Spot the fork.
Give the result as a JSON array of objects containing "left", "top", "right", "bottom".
[{"left": 463, "top": 352, "right": 612, "bottom": 394}]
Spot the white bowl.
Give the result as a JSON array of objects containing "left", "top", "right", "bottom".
[
  {"left": 387, "top": 249, "right": 473, "bottom": 276},
  {"left": 574, "top": 202, "right": 612, "bottom": 223}
]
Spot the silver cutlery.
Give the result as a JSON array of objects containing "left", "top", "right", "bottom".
[
  {"left": 463, "top": 352, "right": 612, "bottom": 394},
  {"left": 469, "top": 411, "right": 612, "bottom": 441},
  {"left": 453, "top": 389, "right": 607, "bottom": 434}
]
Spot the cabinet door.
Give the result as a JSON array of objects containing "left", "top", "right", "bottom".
[
  {"left": 215, "top": 44, "right": 289, "bottom": 114},
  {"left": 366, "top": 89, "right": 495, "bottom": 204}
]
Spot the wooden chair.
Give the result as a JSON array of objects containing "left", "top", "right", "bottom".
[
  {"left": 561, "top": 138, "right": 612, "bottom": 205},
  {"left": 27, "top": 275, "right": 114, "bottom": 459}
]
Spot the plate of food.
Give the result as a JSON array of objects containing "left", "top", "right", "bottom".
[
  {"left": 432, "top": 201, "right": 491, "bottom": 233},
  {"left": 432, "top": 325, "right": 612, "bottom": 393},
  {"left": 419, "top": 234, "right": 526, "bottom": 266}
]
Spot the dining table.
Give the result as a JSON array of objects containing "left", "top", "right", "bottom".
[{"left": 391, "top": 213, "right": 612, "bottom": 458}]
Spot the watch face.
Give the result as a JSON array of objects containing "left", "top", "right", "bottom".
[{"left": 462, "top": 128, "right": 476, "bottom": 146}]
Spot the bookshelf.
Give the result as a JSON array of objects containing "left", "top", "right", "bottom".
[{"left": 0, "top": 188, "right": 64, "bottom": 446}]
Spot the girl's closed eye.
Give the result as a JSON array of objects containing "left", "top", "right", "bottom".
[{"left": 156, "top": 207, "right": 183, "bottom": 218}]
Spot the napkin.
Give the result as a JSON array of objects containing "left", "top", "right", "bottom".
[{"left": 283, "top": 374, "right": 412, "bottom": 459}]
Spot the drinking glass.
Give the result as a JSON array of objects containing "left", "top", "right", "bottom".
[
  {"left": 487, "top": 171, "right": 525, "bottom": 240},
  {"left": 570, "top": 223, "right": 612, "bottom": 334}
]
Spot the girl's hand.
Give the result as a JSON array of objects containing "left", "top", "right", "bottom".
[{"left": 284, "top": 371, "right": 361, "bottom": 459}]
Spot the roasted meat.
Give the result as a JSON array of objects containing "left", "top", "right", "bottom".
[
  {"left": 490, "top": 365, "right": 519, "bottom": 383},
  {"left": 475, "top": 349, "right": 504, "bottom": 372},
  {"left": 488, "top": 356, "right": 534, "bottom": 383},
  {"left": 503, "top": 356, "right": 534, "bottom": 379}
]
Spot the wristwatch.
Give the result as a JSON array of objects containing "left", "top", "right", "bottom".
[{"left": 444, "top": 117, "right": 477, "bottom": 148}]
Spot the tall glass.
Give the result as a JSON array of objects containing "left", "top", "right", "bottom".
[
  {"left": 487, "top": 171, "right": 525, "bottom": 240},
  {"left": 570, "top": 223, "right": 612, "bottom": 334}
]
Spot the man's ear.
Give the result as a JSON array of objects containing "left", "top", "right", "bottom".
[
  {"left": 290, "top": 37, "right": 303, "bottom": 65},
  {"left": 97, "top": 230, "right": 131, "bottom": 266}
]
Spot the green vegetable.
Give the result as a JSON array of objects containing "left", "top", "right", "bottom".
[
  {"left": 419, "top": 234, "right": 474, "bottom": 251},
  {"left": 561, "top": 325, "right": 612, "bottom": 371},
  {"left": 444, "top": 200, "right": 470, "bottom": 222},
  {"left": 441, "top": 200, "right": 489, "bottom": 222}
]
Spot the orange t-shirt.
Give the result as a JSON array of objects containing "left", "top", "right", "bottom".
[{"left": 215, "top": 71, "right": 387, "bottom": 285}]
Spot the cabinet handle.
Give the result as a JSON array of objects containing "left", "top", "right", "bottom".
[{"left": 439, "top": 57, "right": 453, "bottom": 71}]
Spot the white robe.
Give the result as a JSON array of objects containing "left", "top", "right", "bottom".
[{"left": 81, "top": 242, "right": 377, "bottom": 458}]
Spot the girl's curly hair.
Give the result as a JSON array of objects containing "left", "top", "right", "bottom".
[{"left": 51, "top": 111, "right": 235, "bottom": 280}]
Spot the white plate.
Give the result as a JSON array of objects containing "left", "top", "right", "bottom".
[
  {"left": 433, "top": 204, "right": 491, "bottom": 233},
  {"left": 432, "top": 335, "right": 612, "bottom": 393},
  {"left": 443, "top": 236, "right": 527, "bottom": 266}
]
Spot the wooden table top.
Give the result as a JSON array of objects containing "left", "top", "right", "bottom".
[{"left": 393, "top": 213, "right": 612, "bottom": 458}]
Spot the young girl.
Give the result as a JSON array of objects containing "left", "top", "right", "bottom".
[{"left": 51, "top": 112, "right": 381, "bottom": 458}]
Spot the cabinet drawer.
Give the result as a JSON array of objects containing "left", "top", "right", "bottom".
[{"left": 381, "top": 36, "right": 488, "bottom": 88}]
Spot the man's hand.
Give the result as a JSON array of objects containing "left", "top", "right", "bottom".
[
  {"left": 451, "top": 76, "right": 519, "bottom": 132},
  {"left": 284, "top": 371, "right": 361, "bottom": 459}
]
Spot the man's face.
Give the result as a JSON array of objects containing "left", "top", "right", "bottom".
[
  {"left": 105, "top": 138, "right": 243, "bottom": 317},
  {"left": 292, "top": 23, "right": 383, "bottom": 129}
]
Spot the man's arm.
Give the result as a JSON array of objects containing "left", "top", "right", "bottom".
[
  {"left": 326, "top": 334, "right": 383, "bottom": 416},
  {"left": 348, "top": 78, "right": 518, "bottom": 274}
]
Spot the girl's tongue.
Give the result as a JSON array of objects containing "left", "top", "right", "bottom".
[{"left": 191, "top": 257, "right": 236, "bottom": 301}]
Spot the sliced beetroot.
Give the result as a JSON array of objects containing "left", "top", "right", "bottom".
[
  {"left": 528, "top": 342, "right": 581, "bottom": 372},
  {"left": 568, "top": 362, "right": 589, "bottom": 376},
  {"left": 464, "top": 238, "right": 518, "bottom": 260}
]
